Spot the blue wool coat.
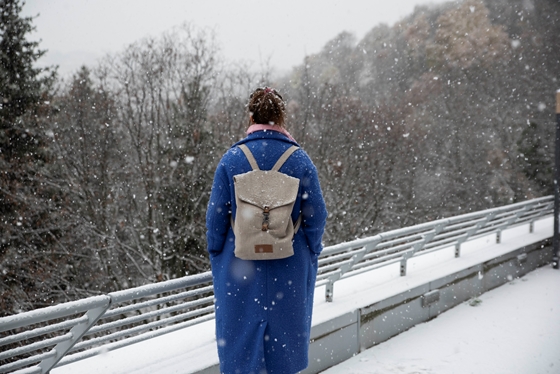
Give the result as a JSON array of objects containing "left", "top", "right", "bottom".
[{"left": 206, "top": 130, "right": 327, "bottom": 374}]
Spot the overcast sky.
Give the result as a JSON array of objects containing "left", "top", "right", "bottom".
[{"left": 22, "top": 0, "right": 452, "bottom": 78}]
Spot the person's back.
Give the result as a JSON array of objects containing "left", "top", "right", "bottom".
[{"left": 206, "top": 87, "right": 327, "bottom": 374}]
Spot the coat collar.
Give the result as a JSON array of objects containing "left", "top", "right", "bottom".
[{"left": 232, "top": 129, "right": 300, "bottom": 148}]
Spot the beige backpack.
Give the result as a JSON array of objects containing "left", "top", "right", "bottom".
[{"left": 231, "top": 144, "right": 302, "bottom": 260}]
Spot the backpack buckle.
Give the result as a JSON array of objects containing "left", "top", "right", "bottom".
[{"left": 262, "top": 206, "right": 270, "bottom": 231}]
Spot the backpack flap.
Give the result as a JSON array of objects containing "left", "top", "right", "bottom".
[
  {"left": 234, "top": 170, "right": 299, "bottom": 234},
  {"left": 233, "top": 170, "right": 300, "bottom": 208}
]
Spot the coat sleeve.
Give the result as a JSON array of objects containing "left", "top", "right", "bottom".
[
  {"left": 206, "top": 160, "right": 231, "bottom": 258},
  {"left": 299, "top": 160, "right": 327, "bottom": 255}
]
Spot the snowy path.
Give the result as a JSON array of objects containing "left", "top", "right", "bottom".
[{"left": 320, "top": 265, "right": 560, "bottom": 374}]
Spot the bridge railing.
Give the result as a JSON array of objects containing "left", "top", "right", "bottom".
[
  {"left": 0, "top": 196, "right": 554, "bottom": 374},
  {"left": 0, "top": 273, "right": 213, "bottom": 374},
  {"left": 316, "top": 195, "right": 553, "bottom": 301}
]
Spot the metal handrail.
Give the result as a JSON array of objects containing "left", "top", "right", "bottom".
[{"left": 0, "top": 196, "right": 553, "bottom": 374}]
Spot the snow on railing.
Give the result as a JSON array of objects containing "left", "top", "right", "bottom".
[{"left": 0, "top": 196, "right": 553, "bottom": 374}]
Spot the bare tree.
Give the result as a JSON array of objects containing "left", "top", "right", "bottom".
[
  {"left": 49, "top": 66, "right": 137, "bottom": 292},
  {"left": 99, "top": 24, "right": 219, "bottom": 280}
]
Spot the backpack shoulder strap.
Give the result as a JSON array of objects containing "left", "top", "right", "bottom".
[
  {"left": 293, "top": 214, "right": 302, "bottom": 234},
  {"left": 238, "top": 144, "right": 260, "bottom": 171},
  {"left": 272, "top": 146, "right": 299, "bottom": 171}
]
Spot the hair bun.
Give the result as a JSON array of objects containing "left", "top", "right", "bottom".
[{"left": 248, "top": 87, "right": 286, "bottom": 127}]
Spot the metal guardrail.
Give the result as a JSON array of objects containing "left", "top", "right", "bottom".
[
  {"left": 0, "top": 273, "right": 214, "bottom": 374},
  {"left": 316, "top": 195, "right": 553, "bottom": 301},
  {"left": 0, "top": 196, "right": 554, "bottom": 374}
]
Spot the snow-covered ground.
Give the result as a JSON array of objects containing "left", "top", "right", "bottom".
[{"left": 321, "top": 265, "right": 560, "bottom": 374}]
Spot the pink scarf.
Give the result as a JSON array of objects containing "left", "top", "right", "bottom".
[{"left": 246, "top": 124, "right": 297, "bottom": 143}]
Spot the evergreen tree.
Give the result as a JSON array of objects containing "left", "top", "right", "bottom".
[
  {"left": 0, "top": 0, "right": 55, "bottom": 133},
  {"left": 517, "top": 122, "right": 554, "bottom": 196},
  {"left": 0, "top": 0, "right": 60, "bottom": 316}
]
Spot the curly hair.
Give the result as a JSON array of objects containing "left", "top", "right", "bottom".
[{"left": 247, "top": 87, "right": 286, "bottom": 127}]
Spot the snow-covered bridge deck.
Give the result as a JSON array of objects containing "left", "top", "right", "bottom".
[
  {"left": 49, "top": 216, "right": 554, "bottom": 374},
  {"left": 322, "top": 265, "right": 560, "bottom": 374}
]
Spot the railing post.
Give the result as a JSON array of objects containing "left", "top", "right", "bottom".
[
  {"left": 455, "top": 212, "right": 497, "bottom": 259},
  {"left": 496, "top": 230, "right": 501, "bottom": 244},
  {"left": 455, "top": 243, "right": 461, "bottom": 258},
  {"left": 400, "top": 259, "right": 408, "bottom": 276},
  {"left": 38, "top": 297, "right": 110, "bottom": 373},
  {"left": 323, "top": 241, "right": 378, "bottom": 302},
  {"left": 529, "top": 221, "right": 534, "bottom": 233},
  {"left": 399, "top": 223, "right": 447, "bottom": 277},
  {"left": 325, "top": 281, "right": 334, "bottom": 302},
  {"left": 554, "top": 88, "right": 560, "bottom": 269}
]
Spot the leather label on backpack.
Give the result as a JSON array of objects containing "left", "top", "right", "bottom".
[{"left": 255, "top": 244, "right": 273, "bottom": 253}]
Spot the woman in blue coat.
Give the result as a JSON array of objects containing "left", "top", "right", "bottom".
[{"left": 206, "top": 87, "right": 327, "bottom": 374}]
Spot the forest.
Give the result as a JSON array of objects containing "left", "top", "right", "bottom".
[{"left": 1, "top": 0, "right": 559, "bottom": 316}]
